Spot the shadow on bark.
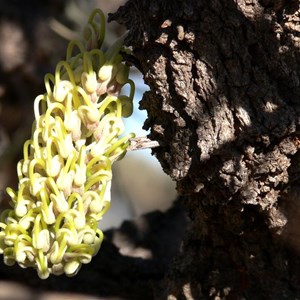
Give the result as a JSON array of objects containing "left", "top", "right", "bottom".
[{"left": 110, "top": 0, "right": 300, "bottom": 299}]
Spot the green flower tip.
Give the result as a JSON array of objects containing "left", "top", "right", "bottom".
[{"left": 0, "top": 8, "right": 135, "bottom": 279}]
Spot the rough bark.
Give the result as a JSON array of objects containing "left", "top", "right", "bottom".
[{"left": 110, "top": 0, "right": 300, "bottom": 299}]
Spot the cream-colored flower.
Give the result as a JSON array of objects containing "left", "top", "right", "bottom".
[{"left": 0, "top": 8, "right": 135, "bottom": 279}]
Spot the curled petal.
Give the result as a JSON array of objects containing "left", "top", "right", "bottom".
[
  {"left": 64, "top": 244, "right": 93, "bottom": 264},
  {"left": 53, "top": 80, "right": 73, "bottom": 102},
  {"left": 56, "top": 228, "right": 78, "bottom": 246},
  {"left": 3, "top": 247, "right": 16, "bottom": 266},
  {"left": 50, "top": 193, "right": 69, "bottom": 213},
  {"left": 19, "top": 214, "right": 35, "bottom": 230},
  {"left": 74, "top": 164, "right": 86, "bottom": 187},
  {"left": 4, "top": 223, "right": 28, "bottom": 246},
  {"left": 78, "top": 105, "right": 100, "bottom": 126},
  {"left": 64, "top": 260, "right": 81, "bottom": 277},
  {"left": 49, "top": 240, "right": 67, "bottom": 265},
  {"left": 0, "top": 231, "right": 6, "bottom": 254},
  {"left": 29, "top": 175, "right": 46, "bottom": 197},
  {"left": 98, "top": 64, "right": 113, "bottom": 82},
  {"left": 78, "top": 227, "right": 96, "bottom": 244},
  {"left": 15, "top": 200, "right": 31, "bottom": 218},
  {"left": 56, "top": 170, "right": 75, "bottom": 197},
  {"left": 36, "top": 250, "right": 49, "bottom": 280},
  {"left": 119, "top": 95, "right": 133, "bottom": 118},
  {"left": 51, "top": 263, "right": 65, "bottom": 276},
  {"left": 115, "top": 63, "right": 129, "bottom": 85},
  {"left": 64, "top": 110, "right": 81, "bottom": 141},
  {"left": 46, "top": 154, "right": 64, "bottom": 178},
  {"left": 15, "top": 245, "right": 35, "bottom": 265},
  {"left": 81, "top": 71, "right": 98, "bottom": 94}
]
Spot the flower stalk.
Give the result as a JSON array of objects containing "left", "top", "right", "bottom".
[{"left": 0, "top": 8, "right": 134, "bottom": 279}]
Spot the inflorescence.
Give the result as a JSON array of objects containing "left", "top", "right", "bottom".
[{"left": 0, "top": 9, "right": 135, "bottom": 279}]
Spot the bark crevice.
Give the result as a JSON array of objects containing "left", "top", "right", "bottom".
[{"left": 110, "top": 0, "right": 300, "bottom": 298}]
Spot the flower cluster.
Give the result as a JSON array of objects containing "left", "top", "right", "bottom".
[{"left": 0, "top": 9, "right": 135, "bottom": 279}]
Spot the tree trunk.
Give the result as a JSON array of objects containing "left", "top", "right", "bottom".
[{"left": 110, "top": 0, "right": 300, "bottom": 298}]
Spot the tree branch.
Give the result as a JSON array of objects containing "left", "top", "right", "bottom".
[{"left": 128, "top": 136, "right": 160, "bottom": 151}]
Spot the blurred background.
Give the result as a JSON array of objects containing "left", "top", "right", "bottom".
[{"left": 0, "top": 1, "right": 176, "bottom": 298}]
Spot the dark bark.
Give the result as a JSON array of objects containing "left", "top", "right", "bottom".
[{"left": 110, "top": 0, "right": 300, "bottom": 299}]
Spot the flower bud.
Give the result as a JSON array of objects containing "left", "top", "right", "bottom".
[
  {"left": 81, "top": 71, "right": 98, "bottom": 94},
  {"left": 64, "top": 260, "right": 81, "bottom": 277},
  {"left": 115, "top": 63, "right": 129, "bottom": 84},
  {"left": 51, "top": 263, "right": 64, "bottom": 276},
  {"left": 119, "top": 95, "right": 133, "bottom": 117},
  {"left": 46, "top": 154, "right": 64, "bottom": 178},
  {"left": 98, "top": 64, "right": 113, "bottom": 81},
  {"left": 15, "top": 202, "right": 28, "bottom": 218},
  {"left": 35, "top": 229, "right": 50, "bottom": 252},
  {"left": 53, "top": 80, "right": 73, "bottom": 102}
]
